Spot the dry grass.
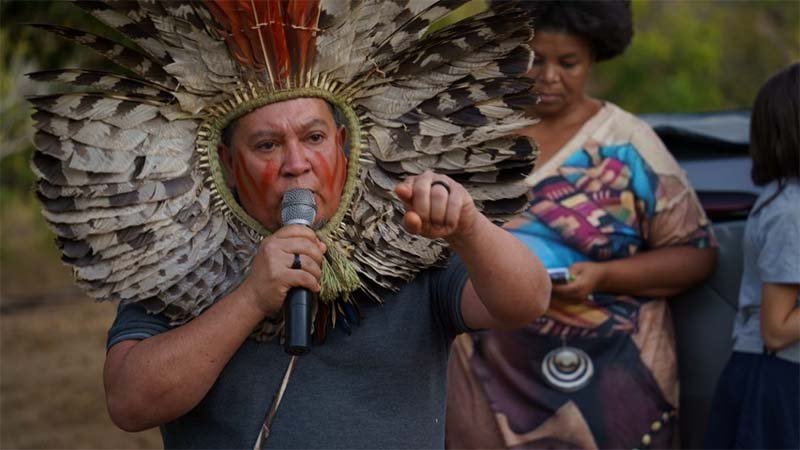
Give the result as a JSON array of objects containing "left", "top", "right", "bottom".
[
  {"left": 0, "top": 191, "right": 78, "bottom": 300},
  {"left": 1, "top": 191, "right": 161, "bottom": 448},
  {"left": 1, "top": 300, "right": 162, "bottom": 449}
]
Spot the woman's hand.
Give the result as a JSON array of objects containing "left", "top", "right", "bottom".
[
  {"left": 551, "top": 261, "right": 607, "bottom": 303},
  {"left": 552, "top": 246, "right": 716, "bottom": 302}
]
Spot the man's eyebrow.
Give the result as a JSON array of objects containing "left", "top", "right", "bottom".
[
  {"left": 244, "top": 117, "right": 330, "bottom": 143},
  {"left": 245, "top": 129, "right": 280, "bottom": 143},
  {"left": 299, "top": 118, "right": 328, "bottom": 130}
]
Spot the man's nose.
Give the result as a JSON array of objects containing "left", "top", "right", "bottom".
[{"left": 281, "top": 140, "right": 312, "bottom": 176}]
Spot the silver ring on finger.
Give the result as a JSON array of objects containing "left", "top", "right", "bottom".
[{"left": 291, "top": 253, "right": 302, "bottom": 270}]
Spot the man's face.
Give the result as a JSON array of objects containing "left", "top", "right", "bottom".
[{"left": 219, "top": 98, "right": 348, "bottom": 231}]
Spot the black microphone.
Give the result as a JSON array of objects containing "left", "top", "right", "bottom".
[{"left": 281, "top": 188, "right": 316, "bottom": 355}]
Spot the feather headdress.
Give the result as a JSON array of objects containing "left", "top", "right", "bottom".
[{"left": 29, "top": 0, "right": 538, "bottom": 340}]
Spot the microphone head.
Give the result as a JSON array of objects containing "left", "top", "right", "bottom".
[{"left": 281, "top": 188, "right": 317, "bottom": 227}]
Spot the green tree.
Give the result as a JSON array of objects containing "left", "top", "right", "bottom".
[
  {"left": 1, "top": 0, "right": 799, "bottom": 193},
  {"left": 592, "top": 0, "right": 800, "bottom": 113},
  {"left": 1, "top": 0, "right": 106, "bottom": 191}
]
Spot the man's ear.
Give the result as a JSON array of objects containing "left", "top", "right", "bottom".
[
  {"left": 337, "top": 125, "right": 348, "bottom": 157},
  {"left": 218, "top": 143, "right": 236, "bottom": 188}
]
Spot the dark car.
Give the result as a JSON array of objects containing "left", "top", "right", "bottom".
[{"left": 639, "top": 110, "right": 758, "bottom": 449}]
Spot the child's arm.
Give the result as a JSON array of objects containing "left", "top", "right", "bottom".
[{"left": 760, "top": 282, "right": 800, "bottom": 351}]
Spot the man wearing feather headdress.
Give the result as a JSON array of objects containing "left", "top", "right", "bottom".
[
  {"left": 104, "top": 95, "right": 549, "bottom": 448},
  {"left": 28, "top": 0, "right": 549, "bottom": 447}
]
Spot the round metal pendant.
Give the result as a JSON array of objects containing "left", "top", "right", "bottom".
[{"left": 541, "top": 346, "right": 594, "bottom": 392}]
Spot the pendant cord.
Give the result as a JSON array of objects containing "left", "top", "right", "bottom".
[{"left": 253, "top": 355, "right": 298, "bottom": 450}]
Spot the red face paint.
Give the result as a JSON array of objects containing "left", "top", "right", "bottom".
[
  {"left": 310, "top": 143, "right": 347, "bottom": 222},
  {"left": 232, "top": 148, "right": 282, "bottom": 230},
  {"left": 226, "top": 98, "right": 348, "bottom": 231},
  {"left": 255, "top": 160, "right": 281, "bottom": 225},
  {"left": 233, "top": 149, "right": 259, "bottom": 208}
]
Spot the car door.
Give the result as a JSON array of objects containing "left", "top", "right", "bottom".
[{"left": 642, "top": 111, "right": 757, "bottom": 449}]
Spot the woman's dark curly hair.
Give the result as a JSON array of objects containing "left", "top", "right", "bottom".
[{"left": 525, "top": 0, "right": 634, "bottom": 62}]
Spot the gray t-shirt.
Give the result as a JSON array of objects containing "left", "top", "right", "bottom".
[
  {"left": 732, "top": 178, "right": 800, "bottom": 362},
  {"left": 107, "top": 256, "right": 470, "bottom": 449}
]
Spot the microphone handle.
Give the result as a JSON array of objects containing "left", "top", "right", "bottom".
[{"left": 284, "top": 287, "right": 312, "bottom": 355}]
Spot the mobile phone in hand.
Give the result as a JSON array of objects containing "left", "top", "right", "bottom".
[{"left": 547, "top": 267, "right": 572, "bottom": 285}]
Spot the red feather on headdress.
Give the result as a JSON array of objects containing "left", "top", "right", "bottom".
[
  {"left": 284, "top": 1, "right": 320, "bottom": 84},
  {"left": 204, "top": 0, "right": 320, "bottom": 87}
]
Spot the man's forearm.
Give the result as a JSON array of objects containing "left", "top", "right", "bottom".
[
  {"left": 450, "top": 214, "right": 550, "bottom": 329},
  {"left": 105, "top": 286, "right": 267, "bottom": 431}
]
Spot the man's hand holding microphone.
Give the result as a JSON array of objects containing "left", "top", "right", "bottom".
[
  {"left": 239, "top": 173, "right": 480, "bottom": 355},
  {"left": 236, "top": 189, "right": 326, "bottom": 354}
]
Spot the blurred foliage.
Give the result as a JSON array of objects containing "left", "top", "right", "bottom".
[
  {"left": 426, "top": 0, "right": 489, "bottom": 36},
  {"left": 592, "top": 0, "right": 800, "bottom": 113},
  {"left": 1, "top": 0, "right": 107, "bottom": 192},
  {"left": 0, "top": 0, "right": 798, "bottom": 195}
]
